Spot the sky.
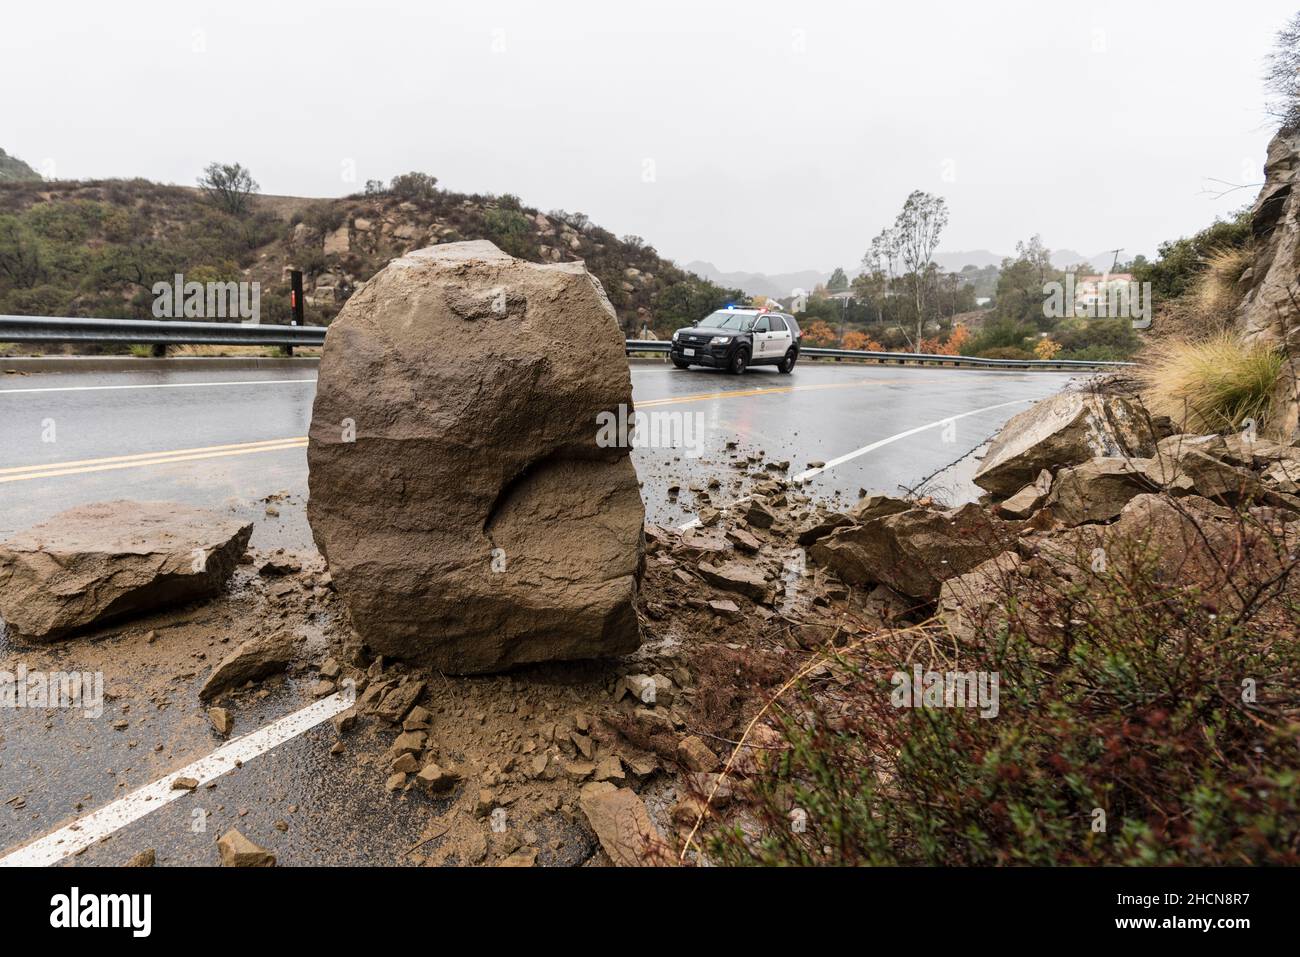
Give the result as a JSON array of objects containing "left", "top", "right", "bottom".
[{"left": 2, "top": 0, "right": 1295, "bottom": 274}]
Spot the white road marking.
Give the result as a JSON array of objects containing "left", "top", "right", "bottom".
[
  {"left": 0, "top": 691, "right": 352, "bottom": 868},
  {"left": 791, "top": 398, "right": 1032, "bottom": 483},
  {"left": 0, "top": 378, "right": 317, "bottom": 395},
  {"left": 675, "top": 397, "right": 1033, "bottom": 529}
]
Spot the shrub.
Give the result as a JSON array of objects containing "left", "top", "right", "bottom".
[
  {"left": 978, "top": 346, "right": 1034, "bottom": 360},
  {"left": 1138, "top": 334, "right": 1285, "bottom": 433},
  {"left": 389, "top": 171, "right": 438, "bottom": 202},
  {"left": 712, "top": 495, "right": 1300, "bottom": 865}
]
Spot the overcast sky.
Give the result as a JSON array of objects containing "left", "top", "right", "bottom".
[{"left": 3, "top": 1, "right": 1294, "bottom": 273}]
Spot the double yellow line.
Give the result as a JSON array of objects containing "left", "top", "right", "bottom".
[
  {"left": 0, "top": 437, "right": 308, "bottom": 484},
  {"left": 3, "top": 377, "right": 901, "bottom": 484}
]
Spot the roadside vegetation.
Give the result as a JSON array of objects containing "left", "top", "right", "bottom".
[{"left": 712, "top": 495, "right": 1300, "bottom": 865}]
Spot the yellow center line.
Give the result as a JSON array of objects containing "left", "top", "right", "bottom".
[
  {"left": 4, "top": 376, "right": 912, "bottom": 483},
  {"left": 0, "top": 436, "right": 311, "bottom": 476},
  {"left": 1, "top": 438, "right": 307, "bottom": 484}
]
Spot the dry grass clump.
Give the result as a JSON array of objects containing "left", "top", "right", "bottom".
[
  {"left": 1192, "top": 245, "right": 1253, "bottom": 319},
  {"left": 1137, "top": 333, "right": 1284, "bottom": 433},
  {"left": 1149, "top": 244, "right": 1253, "bottom": 340}
]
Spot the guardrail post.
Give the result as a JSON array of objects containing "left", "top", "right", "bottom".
[{"left": 151, "top": 343, "right": 166, "bottom": 358}]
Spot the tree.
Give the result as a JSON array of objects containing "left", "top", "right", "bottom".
[
  {"left": 828, "top": 267, "right": 849, "bottom": 292},
  {"left": 892, "top": 191, "right": 948, "bottom": 352},
  {"left": 197, "top": 162, "right": 259, "bottom": 217},
  {"left": 389, "top": 171, "right": 438, "bottom": 202},
  {"left": 1267, "top": 11, "right": 1300, "bottom": 131}
]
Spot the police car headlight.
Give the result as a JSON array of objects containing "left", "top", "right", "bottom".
[{"left": 709, "top": 336, "right": 731, "bottom": 345}]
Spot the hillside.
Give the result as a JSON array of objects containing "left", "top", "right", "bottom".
[
  {"left": 0, "top": 174, "right": 742, "bottom": 340},
  {"left": 0, "top": 149, "right": 40, "bottom": 184}
]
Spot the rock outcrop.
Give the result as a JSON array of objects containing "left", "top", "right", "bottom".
[
  {"left": 307, "top": 241, "right": 644, "bottom": 674},
  {"left": 1239, "top": 129, "right": 1300, "bottom": 438},
  {"left": 973, "top": 391, "right": 1159, "bottom": 497},
  {"left": 0, "top": 501, "right": 251, "bottom": 643}
]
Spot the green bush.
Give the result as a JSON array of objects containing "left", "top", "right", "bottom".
[{"left": 713, "top": 498, "right": 1300, "bottom": 865}]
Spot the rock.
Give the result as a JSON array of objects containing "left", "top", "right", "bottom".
[
  {"left": 809, "top": 504, "right": 1009, "bottom": 601},
  {"left": 578, "top": 782, "right": 674, "bottom": 866},
  {"left": 847, "top": 494, "right": 913, "bottom": 523},
  {"left": 937, "top": 550, "right": 1022, "bottom": 641},
  {"left": 725, "top": 527, "right": 762, "bottom": 554},
  {"left": 416, "top": 762, "right": 459, "bottom": 792},
  {"left": 1044, "top": 457, "right": 1152, "bottom": 525},
  {"left": 171, "top": 777, "right": 199, "bottom": 791},
  {"left": 973, "top": 392, "right": 1159, "bottom": 497},
  {"left": 796, "top": 512, "right": 853, "bottom": 546},
  {"left": 216, "top": 829, "right": 276, "bottom": 867},
  {"left": 698, "top": 561, "right": 767, "bottom": 600},
  {"left": 199, "top": 631, "right": 299, "bottom": 700},
  {"left": 708, "top": 598, "right": 741, "bottom": 619},
  {"left": 125, "top": 849, "right": 155, "bottom": 867},
  {"left": 593, "top": 755, "right": 625, "bottom": 782},
  {"left": 1143, "top": 448, "right": 1259, "bottom": 503},
  {"left": 619, "top": 673, "right": 674, "bottom": 707},
  {"left": 375, "top": 680, "right": 426, "bottom": 724},
  {"left": 676, "top": 735, "right": 719, "bottom": 772},
  {"left": 257, "top": 554, "right": 301, "bottom": 577},
  {"left": 0, "top": 501, "right": 251, "bottom": 643},
  {"left": 996, "top": 469, "right": 1053, "bottom": 519},
  {"left": 208, "top": 707, "right": 233, "bottom": 737},
  {"left": 323, "top": 225, "right": 350, "bottom": 256},
  {"left": 307, "top": 241, "right": 643, "bottom": 673},
  {"left": 500, "top": 848, "right": 538, "bottom": 867},
  {"left": 743, "top": 498, "right": 777, "bottom": 529},
  {"left": 1239, "top": 129, "right": 1300, "bottom": 437}
]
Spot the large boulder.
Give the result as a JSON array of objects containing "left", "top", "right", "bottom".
[
  {"left": 808, "top": 503, "right": 1011, "bottom": 601},
  {"left": 307, "top": 241, "right": 644, "bottom": 673},
  {"left": 0, "top": 501, "right": 251, "bottom": 643},
  {"left": 973, "top": 391, "right": 1159, "bottom": 498}
]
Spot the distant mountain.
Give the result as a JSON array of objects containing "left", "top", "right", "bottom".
[
  {"left": 684, "top": 261, "right": 831, "bottom": 300},
  {"left": 938, "top": 248, "right": 1123, "bottom": 274},
  {"left": 933, "top": 250, "right": 1007, "bottom": 271},
  {"left": 1051, "top": 249, "right": 1125, "bottom": 273},
  {"left": 0, "top": 148, "right": 41, "bottom": 183}
]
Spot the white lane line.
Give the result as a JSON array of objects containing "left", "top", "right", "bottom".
[
  {"left": 791, "top": 398, "right": 1032, "bottom": 484},
  {"left": 0, "top": 378, "right": 317, "bottom": 395},
  {"left": 674, "top": 397, "right": 1033, "bottom": 529},
  {"left": 670, "top": 395, "right": 1034, "bottom": 530},
  {"left": 0, "top": 692, "right": 351, "bottom": 868}
]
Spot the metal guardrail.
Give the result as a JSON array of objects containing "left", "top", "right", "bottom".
[
  {"left": 0, "top": 315, "right": 324, "bottom": 347},
  {"left": 624, "top": 340, "right": 1132, "bottom": 371},
  {"left": 1, "top": 316, "right": 1132, "bottom": 370}
]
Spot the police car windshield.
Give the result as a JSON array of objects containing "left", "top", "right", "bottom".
[{"left": 703, "top": 311, "right": 757, "bottom": 331}]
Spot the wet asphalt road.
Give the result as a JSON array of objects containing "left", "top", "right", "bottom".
[
  {"left": 0, "top": 358, "right": 1082, "bottom": 866},
  {"left": 0, "top": 359, "right": 1081, "bottom": 542}
]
